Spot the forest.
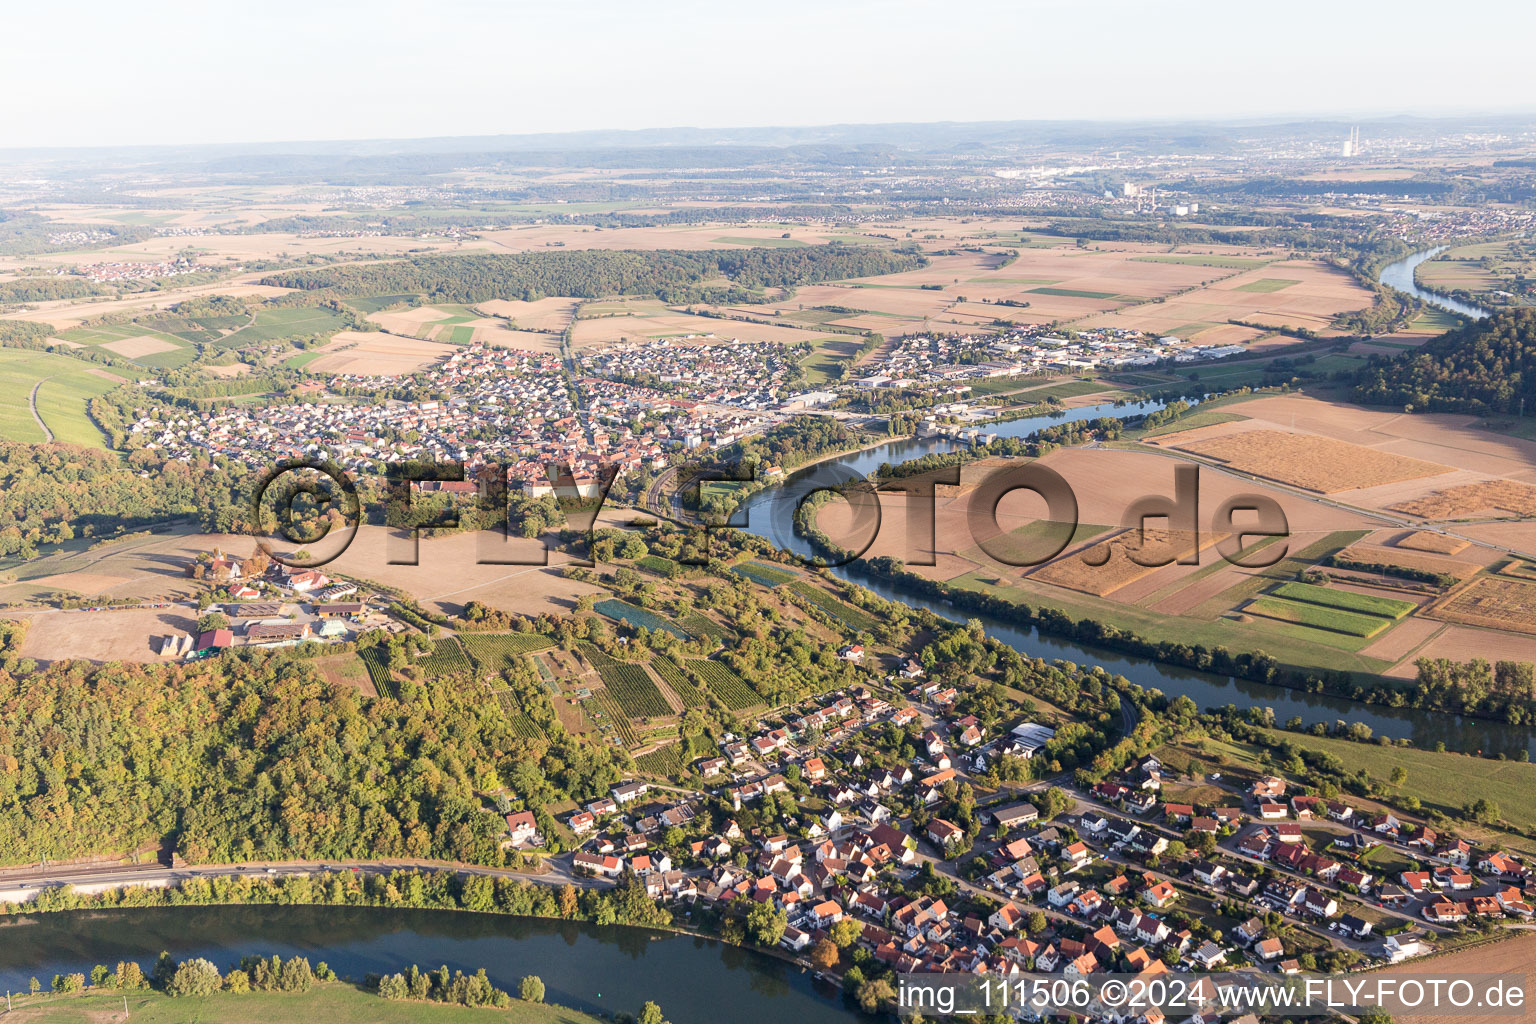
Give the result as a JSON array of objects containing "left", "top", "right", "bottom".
[
  {"left": 0, "top": 646, "right": 629, "bottom": 866},
  {"left": 1352, "top": 308, "right": 1536, "bottom": 415},
  {"left": 258, "top": 246, "right": 920, "bottom": 304}
]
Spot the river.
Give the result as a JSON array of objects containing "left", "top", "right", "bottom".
[
  {"left": 1378, "top": 247, "right": 1491, "bottom": 320},
  {"left": 0, "top": 906, "right": 866, "bottom": 1023},
  {"left": 735, "top": 401, "right": 1535, "bottom": 757}
]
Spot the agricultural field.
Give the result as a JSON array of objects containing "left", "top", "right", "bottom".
[
  {"left": 691, "top": 659, "right": 762, "bottom": 711},
  {"left": 636, "top": 554, "right": 678, "bottom": 576},
  {"left": 592, "top": 598, "right": 688, "bottom": 639},
  {"left": 1335, "top": 542, "right": 1483, "bottom": 582},
  {"left": 1244, "top": 595, "right": 1392, "bottom": 637},
  {"left": 56, "top": 321, "right": 197, "bottom": 368},
  {"left": 677, "top": 611, "right": 729, "bottom": 644},
  {"left": 302, "top": 331, "right": 455, "bottom": 375},
  {"left": 731, "top": 561, "right": 797, "bottom": 587},
  {"left": 0, "top": 347, "right": 127, "bottom": 447},
  {"left": 1391, "top": 479, "right": 1536, "bottom": 519},
  {"left": 784, "top": 580, "right": 877, "bottom": 632},
  {"left": 1428, "top": 576, "right": 1536, "bottom": 636},
  {"left": 219, "top": 305, "right": 350, "bottom": 346},
  {"left": 589, "top": 690, "right": 640, "bottom": 746},
  {"left": 1030, "top": 529, "right": 1219, "bottom": 598},
  {"left": 1171, "top": 427, "right": 1452, "bottom": 494},
  {"left": 459, "top": 631, "right": 554, "bottom": 673},
  {"left": 1270, "top": 581, "right": 1416, "bottom": 619},
  {"left": 311, "top": 652, "right": 377, "bottom": 697},
  {"left": 357, "top": 646, "right": 400, "bottom": 699},
  {"left": 581, "top": 645, "right": 672, "bottom": 718}
]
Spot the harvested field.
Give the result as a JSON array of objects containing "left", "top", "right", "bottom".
[
  {"left": 1386, "top": 933, "right": 1536, "bottom": 1024},
  {"left": 304, "top": 332, "right": 455, "bottom": 375},
  {"left": 1386, "top": 624, "right": 1536, "bottom": 679},
  {"left": 571, "top": 310, "right": 834, "bottom": 348},
  {"left": 1395, "top": 531, "right": 1471, "bottom": 555},
  {"left": 1390, "top": 479, "right": 1536, "bottom": 519},
  {"left": 1336, "top": 542, "right": 1484, "bottom": 582},
  {"left": 1428, "top": 576, "right": 1536, "bottom": 635},
  {"left": 100, "top": 335, "right": 182, "bottom": 358},
  {"left": 26, "top": 572, "right": 133, "bottom": 596},
  {"left": 1030, "top": 528, "right": 1223, "bottom": 597},
  {"left": 1359, "top": 614, "right": 1443, "bottom": 662},
  {"left": 12, "top": 605, "right": 199, "bottom": 664},
  {"left": 1173, "top": 428, "right": 1452, "bottom": 494},
  {"left": 474, "top": 297, "right": 580, "bottom": 331}
]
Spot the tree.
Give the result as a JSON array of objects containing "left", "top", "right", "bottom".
[
  {"left": 1390, "top": 766, "right": 1407, "bottom": 787},
  {"left": 167, "top": 959, "right": 222, "bottom": 998},
  {"left": 196, "top": 611, "right": 230, "bottom": 633},
  {"left": 519, "top": 975, "right": 546, "bottom": 1003},
  {"left": 745, "top": 901, "right": 787, "bottom": 946},
  {"left": 639, "top": 1000, "right": 670, "bottom": 1024},
  {"left": 857, "top": 977, "right": 897, "bottom": 1013},
  {"left": 1026, "top": 910, "right": 1048, "bottom": 936},
  {"left": 829, "top": 917, "right": 862, "bottom": 949},
  {"left": 810, "top": 938, "right": 839, "bottom": 970}
]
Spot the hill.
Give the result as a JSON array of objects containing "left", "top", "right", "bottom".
[{"left": 1352, "top": 308, "right": 1536, "bottom": 416}]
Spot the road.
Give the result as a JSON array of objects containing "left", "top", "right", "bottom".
[{"left": 27, "top": 379, "right": 53, "bottom": 442}]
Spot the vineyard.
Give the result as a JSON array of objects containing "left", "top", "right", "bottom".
[
  {"left": 414, "top": 637, "right": 474, "bottom": 675},
  {"left": 637, "top": 555, "right": 679, "bottom": 576},
  {"left": 593, "top": 599, "right": 689, "bottom": 639},
  {"left": 691, "top": 659, "right": 763, "bottom": 711},
  {"left": 582, "top": 645, "right": 673, "bottom": 717},
  {"left": 678, "top": 612, "right": 729, "bottom": 644},
  {"left": 636, "top": 742, "right": 687, "bottom": 777},
  {"left": 358, "top": 647, "right": 400, "bottom": 699},
  {"left": 590, "top": 691, "right": 640, "bottom": 746},
  {"left": 786, "top": 580, "right": 877, "bottom": 632},
  {"left": 460, "top": 632, "right": 555, "bottom": 672},
  {"left": 653, "top": 657, "right": 707, "bottom": 708},
  {"left": 732, "top": 561, "right": 797, "bottom": 588},
  {"left": 491, "top": 691, "right": 545, "bottom": 739}
]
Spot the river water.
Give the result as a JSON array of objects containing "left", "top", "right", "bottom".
[
  {"left": 735, "top": 401, "right": 1535, "bottom": 757},
  {"left": 0, "top": 906, "right": 865, "bottom": 1023},
  {"left": 1378, "top": 247, "right": 1491, "bottom": 320}
]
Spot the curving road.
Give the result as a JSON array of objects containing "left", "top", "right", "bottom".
[{"left": 28, "top": 379, "right": 54, "bottom": 442}]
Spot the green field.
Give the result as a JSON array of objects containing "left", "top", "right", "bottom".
[
  {"left": 1234, "top": 278, "right": 1301, "bottom": 293},
  {"left": 636, "top": 554, "right": 678, "bottom": 576},
  {"left": 1407, "top": 307, "right": 1466, "bottom": 332},
  {"left": 57, "top": 322, "right": 197, "bottom": 367},
  {"left": 1245, "top": 596, "right": 1391, "bottom": 637},
  {"left": 1271, "top": 581, "right": 1415, "bottom": 620},
  {"left": 1134, "top": 410, "right": 1249, "bottom": 438},
  {"left": 798, "top": 336, "right": 866, "bottom": 385},
  {"left": 1132, "top": 254, "right": 1271, "bottom": 269},
  {"left": 0, "top": 985, "right": 606, "bottom": 1024},
  {"left": 1011, "top": 379, "right": 1116, "bottom": 401},
  {"left": 220, "top": 306, "right": 351, "bottom": 346},
  {"left": 283, "top": 350, "right": 326, "bottom": 370},
  {"left": 1027, "top": 286, "right": 1126, "bottom": 300},
  {"left": 0, "top": 348, "right": 128, "bottom": 447}
]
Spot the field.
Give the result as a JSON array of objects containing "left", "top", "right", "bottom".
[
  {"left": 1030, "top": 529, "right": 1220, "bottom": 598},
  {"left": 636, "top": 554, "right": 678, "bottom": 576},
  {"left": 1172, "top": 428, "right": 1452, "bottom": 494},
  {"left": 731, "top": 561, "right": 797, "bottom": 587},
  {"left": 784, "top": 580, "right": 877, "bottom": 632},
  {"left": 592, "top": 598, "right": 688, "bottom": 639},
  {"left": 57, "top": 321, "right": 197, "bottom": 367},
  {"left": 0, "top": 347, "right": 127, "bottom": 446},
  {"left": 1428, "top": 576, "right": 1536, "bottom": 636},
  {"left": 1336, "top": 542, "right": 1483, "bottom": 582},
  {"left": 1232, "top": 277, "right": 1300, "bottom": 293},
  {"left": 459, "top": 631, "right": 554, "bottom": 673},
  {"left": 1244, "top": 596, "right": 1392, "bottom": 637},
  {"left": 311, "top": 652, "right": 376, "bottom": 696},
  {"left": 1395, "top": 531, "right": 1471, "bottom": 554},
  {"left": 581, "top": 646, "right": 671, "bottom": 718},
  {"left": 691, "top": 659, "right": 763, "bottom": 711},
  {"left": 0, "top": 985, "right": 606, "bottom": 1024},
  {"left": 358, "top": 646, "right": 400, "bottom": 698},
  {"left": 1390, "top": 479, "right": 1536, "bottom": 519},
  {"left": 303, "top": 331, "right": 456, "bottom": 375},
  {"left": 220, "top": 306, "right": 350, "bottom": 346},
  {"left": 677, "top": 612, "right": 728, "bottom": 644},
  {"left": 1270, "top": 581, "right": 1416, "bottom": 619}
]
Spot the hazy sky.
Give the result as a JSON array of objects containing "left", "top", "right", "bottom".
[{"left": 7, "top": 0, "right": 1536, "bottom": 148}]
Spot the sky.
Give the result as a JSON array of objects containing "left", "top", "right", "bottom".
[{"left": 6, "top": 0, "right": 1536, "bottom": 149}]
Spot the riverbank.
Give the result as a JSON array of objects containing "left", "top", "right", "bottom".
[{"left": 0, "top": 984, "right": 607, "bottom": 1024}]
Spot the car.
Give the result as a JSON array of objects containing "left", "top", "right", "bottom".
[{"left": 265, "top": 867, "right": 277, "bottom": 875}]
